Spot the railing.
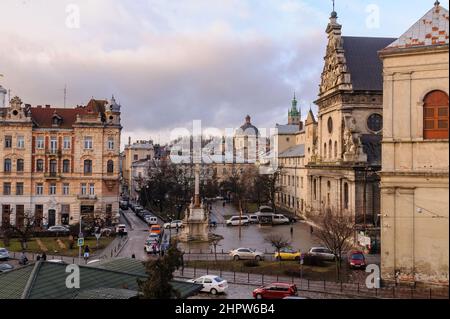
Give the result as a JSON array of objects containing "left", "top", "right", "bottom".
[{"left": 174, "top": 267, "right": 449, "bottom": 300}]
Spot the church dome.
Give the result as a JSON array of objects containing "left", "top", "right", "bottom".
[{"left": 237, "top": 115, "right": 259, "bottom": 136}]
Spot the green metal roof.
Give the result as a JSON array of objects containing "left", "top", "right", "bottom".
[{"left": 0, "top": 259, "right": 202, "bottom": 299}]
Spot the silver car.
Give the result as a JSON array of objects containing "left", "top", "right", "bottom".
[
  {"left": 48, "top": 226, "right": 70, "bottom": 233},
  {"left": 0, "top": 248, "right": 9, "bottom": 261},
  {"left": 229, "top": 248, "right": 265, "bottom": 261},
  {"left": 0, "top": 263, "right": 13, "bottom": 273},
  {"left": 308, "top": 247, "right": 335, "bottom": 261}
]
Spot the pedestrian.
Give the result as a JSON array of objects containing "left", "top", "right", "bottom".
[
  {"left": 131, "top": 254, "right": 136, "bottom": 259},
  {"left": 310, "top": 225, "right": 314, "bottom": 235},
  {"left": 152, "top": 243, "right": 157, "bottom": 256},
  {"left": 42, "top": 252, "right": 47, "bottom": 261},
  {"left": 290, "top": 224, "right": 294, "bottom": 237},
  {"left": 176, "top": 224, "right": 179, "bottom": 233},
  {"left": 36, "top": 254, "right": 41, "bottom": 261},
  {"left": 84, "top": 245, "right": 90, "bottom": 262},
  {"left": 20, "top": 251, "right": 28, "bottom": 265}
]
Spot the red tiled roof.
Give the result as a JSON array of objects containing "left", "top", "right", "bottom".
[{"left": 30, "top": 99, "right": 107, "bottom": 129}]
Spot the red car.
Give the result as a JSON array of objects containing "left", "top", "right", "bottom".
[
  {"left": 348, "top": 250, "right": 367, "bottom": 269},
  {"left": 252, "top": 283, "right": 298, "bottom": 299}
]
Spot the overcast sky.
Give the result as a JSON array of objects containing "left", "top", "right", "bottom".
[{"left": 0, "top": 0, "right": 446, "bottom": 147}]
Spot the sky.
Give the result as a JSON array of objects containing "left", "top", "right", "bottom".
[{"left": 0, "top": 0, "right": 447, "bottom": 148}]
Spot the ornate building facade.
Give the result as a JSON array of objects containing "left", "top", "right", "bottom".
[
  {"left": 379, "top": 2, "right": 449, "bottom": 285},
  {"left": 0, "top": 95, "right": 122, "bottom": 227}
]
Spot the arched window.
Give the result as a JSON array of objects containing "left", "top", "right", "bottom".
[
  {"left": 17, "top": 159, "right": 24, "bottom": 172},
  {"left": 334, "top": 141, "right": 338, "bottom": 158},
  {"left": 4, "top": 159, "right": 11, "bottom": 172},
  {"left": 36, "top": 159, "right": 44, "bottom": 172},
  {"left": 63, "top": 160, "right": 70, "bottom": 173},
  {"left": 344, "top": 183, "right": 349, "bottom": 209},
  {"left": 84, "top": 160, "right": 92, "bottom": 175},
  {"left": 324, "top": 143, "right": 327, "bottom": 159},
  {"left": 423, "top": 90, "right": 449, "bottom": 139},
  {"left": 107, "top": 160, "right": 114, "bottom": 174},
  {"left": 329, "top": 140, "right": 332, "bottom": 159}
]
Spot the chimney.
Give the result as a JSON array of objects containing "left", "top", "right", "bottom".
[
  {"left": 45, "top": 105, "right": 51, "bottom": 108},
  {"left": 128, "top": 136, "right": 131, "bottom": 146},
  {"left": 37, "top": 105, "right": 42, "bottom": 108}
]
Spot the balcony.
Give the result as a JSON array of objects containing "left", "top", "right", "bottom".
[
  {"left": 44, "top": 172, "right": 61, "bottom": 180},
  {"left": 46, "top": 150, "right": 62, "bottom": 157},
  {"left": 77, "top": 194, "right": 98, "bottom": 200}
]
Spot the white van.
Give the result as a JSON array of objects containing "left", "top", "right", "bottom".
[
  {"left": 272, "top": 214, "right": 290, "bottom": 225},
  {"left": 226, "top": 216, "right": 250, "bottom": 226},
  {"left": 145, "top": 215, "right": 158, "bottom": 225}
]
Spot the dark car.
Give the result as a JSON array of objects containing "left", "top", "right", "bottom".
[
  {"left": 252, "top": 283, "right": 298, "bottom": 299},
  {"left": 348, "top": 250, "right": 367, "bottom": 269},
  {"left": 119, "top": 200, "right": 129, "bottom": 210}
]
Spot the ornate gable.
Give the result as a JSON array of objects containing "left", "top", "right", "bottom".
[{"left": 319, "top": 13, "right": 352, "bottom": 97}]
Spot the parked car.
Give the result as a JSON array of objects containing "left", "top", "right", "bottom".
[
  {"left": 0, "top": 248, "right": 10, "bottom": 261},
  {"left": 147, "top": 233, "right": 160, "bottom": 243},
  {"left": 164, "top": 220, "right": 183, "bottom": 229},
  {"left": 229, "top": 248, "right": 264, "bottom": 261},
  {"left": 226, "top": 216, "right": 250, "bottom": 226},
  {"left": 48, "top": 226, "right": 70, "bottom": 233},
  {"left": 119, "top": 200, "right": 129, "bottom": 210},
  {"left": 150, "top": 225, "right": 162, "bottom": 235},
  {"left": 134, "top": 205, "right": 144, "bottom": 214},
  {"left": 0, "top": 263, "right": 14, "bottom": 273},
  {"left": 247, "top": 214, "right": 259, "bottom": 224},
  {"left": 115, "top": 224, "right": 128, "bottom": 235},
  {"left": 145, "top": 215, "right": 158, "bottom": 225},
  {"left": 272, "top": 214, "right": 290, "bottom": 225},
  {"left": 128, "top": 202, "right": 136, "bottom": 211},
  {"left": 187, "top": 275, "right": 228, "bottom": 295},
  {"left": 274, "top": 247, "right": 301, "bottom": 261},
  {"left": 253, "top": 283, "right": 298, "bottom": 299},
  {"left": 308, "top": 247, "right": 335, "bottom": 261},
  {"left": 348, "top": 250, "right": 367, "bottom": 269}
]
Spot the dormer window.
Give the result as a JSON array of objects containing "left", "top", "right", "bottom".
[{"left": 52, "top": 113, "right": 62, "bottom": 127}]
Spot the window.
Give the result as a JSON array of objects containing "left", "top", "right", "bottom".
[
  {"left": 63, "top": 160, "right": 70, "bottom": 173},
  {"left": 334, "top": 141, "right": 338, "bottom": 158},
  {"left": 4, "top": 135, "right": 12, "bottom": 148},
  {"left": 327, "top": 117, "right": 333, "bottom": 133},
  {"left": 329, "top": 140, "right": 332, "bottom": 159},
  {"left": 63, "top": 136, "right": 71, "bottom": 149},
  {"left": 344, "top": 183, "right": 349, "bottom": 209},
  {"left": 423, "top": 90, "right": 449, "bottom": 140},
  {"left": 313, "top": 179, "right": 317, "bottom": 200},
  {"left": 17, "top": 159, "right": 24, "bottom": 172},
  {"left": 36, "top": 183, "right": 44, "bottom": 195},
  {"left": 17, "top": 136, "right": 25, "bottom": 148},
  {"left": 323, "top": 143, "right": 327, "bottom": 159},
  {"left": 4, "top": 159, "right": 11, "bottom": 172},
  {"left": 49, "top": 183, "right": 57, "bottom": 195},
  {"left": 84, "top": 160, "right": 92, "bottom": 175},
  {"left": 89, "top": 183, "right": 95, "bottom": 195},
  {"left": 36, "top": 159, "right": 44, "bottom": 172},
  {"left": 107, "top": 137, "right": 115, "bottom": 150},
  {"left": 63, "top": 183, "right": 70, "bottom": 195},
  {"left": 81, "top": 183, "right": 87, "bottom": 195},
  {"left": 107, "top": 160, "right": 114, "bottom": 174},
  {"left": 133, "top": 154, "right": 138, "bottom": 161},
  {"left": 367, "top": 114, "right": 383, "bottom": 133},
  {"left": 3, "top": 183, "right": 11, "bottom": 195},
  {"left": 50, "top": 137, "right": 58, "bottom": 153},
  {"left": 16, "top": 183, "right": 24, "bottom": 195},
  {"left": 36, "top": 136, "right": 45, "bottom": 149},
  {"left": 49, "top": 160, "right": 57, "bottom": 174},
  {"left": 84, "top": 137, "right": 93, "bottom": 149}
]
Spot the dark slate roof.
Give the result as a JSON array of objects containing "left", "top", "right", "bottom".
[
  {"left": 0, "top": 259, "right": 202, "bottom": 299},
  {"left": 279, "top": 144, "right": 305, "bottom": 158},
  {"left": 342, "top": 36, "right": 396, "bottom": 91}
]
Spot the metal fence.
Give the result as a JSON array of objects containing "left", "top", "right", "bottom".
[{"left": 175, "top": 267, "right": 449, "bottom": 299}]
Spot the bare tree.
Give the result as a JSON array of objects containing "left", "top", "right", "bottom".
[
  {"left": 7, "top": 210, "right": 38, "bottom": 250},
  {"left": 314, "top": 208, "right": 355, "bottom": 281},
  {"left": 265, "top": 234, "right": 291, "bottom": 267},
  {"left": 209, "top": 234, "right": 223, "bottom": 263}
]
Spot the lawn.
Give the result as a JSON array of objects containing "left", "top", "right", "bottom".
[
  {"left": 3, "top": 236, "right": 115, "bottom": 257},
  {"left": 185, "top": 260, "right": 353, "bottom": 282}
]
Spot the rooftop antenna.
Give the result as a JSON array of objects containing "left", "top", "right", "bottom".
[
  {"left": 64, "top": 84, "right": 67, "bottom": 108},
  {"left": 332, "top": 0, "right": 335, "bottom": 12}
]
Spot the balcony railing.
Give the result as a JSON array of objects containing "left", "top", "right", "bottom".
[
  {"left": 44, "top": 172, "right": 60, "bottom": 180},
  {"left": 77, "top": 194, "right": 98, "bottom": 200}
]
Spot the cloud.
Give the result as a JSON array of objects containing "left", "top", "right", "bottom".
[{"left": 0, "top": 0, "right": 327, "bottom": 147}]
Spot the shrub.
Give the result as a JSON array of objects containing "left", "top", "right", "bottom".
[{"left": 243, "top": 260, "right": 260, "bottom": 267}]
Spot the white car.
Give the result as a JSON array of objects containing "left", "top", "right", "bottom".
[
  {"left": 164, "top": 220, "right": 183, "bottom": 229},
  {"left": 115, "top": 224, "right": 128, "bottom": 235},
  {"left": 229, "top": 248, "right": 265, "bottom": 261},
  {"left": 272, "top": 214, "right": 290, "bottom": 225},
  {"left": 187, "top": 275, "right": 228, "bottom": 295},
  {"left": 226, "top": 216, "right": 250, "bottom": 226},
  {"left": 247, "top": 214, "right": 259, "bottom": 224},
  {"left": 144, "top": 240, "right": 160, "bottom": 254},
  {"left": 48, "top": 225, "right": 70, "bottom": 233},
  {"left": 47, "top": 259, "right": 65, "bottom": 264},
  {"left": 308, "top": 247, "right": 335, "bottom": 261},
  {"left": 145, "top": 215, "right": 158, "bottom": 225},
  {"left": 0, "top": 248, "right": 10, "bottom": 261}
]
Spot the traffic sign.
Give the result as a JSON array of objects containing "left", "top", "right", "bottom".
[
  {"left": 77, "top": 238, "right": 84, "bottom": 247},
  {"left": 95, "top": 233, "right": 101, "bottom": 240}
]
